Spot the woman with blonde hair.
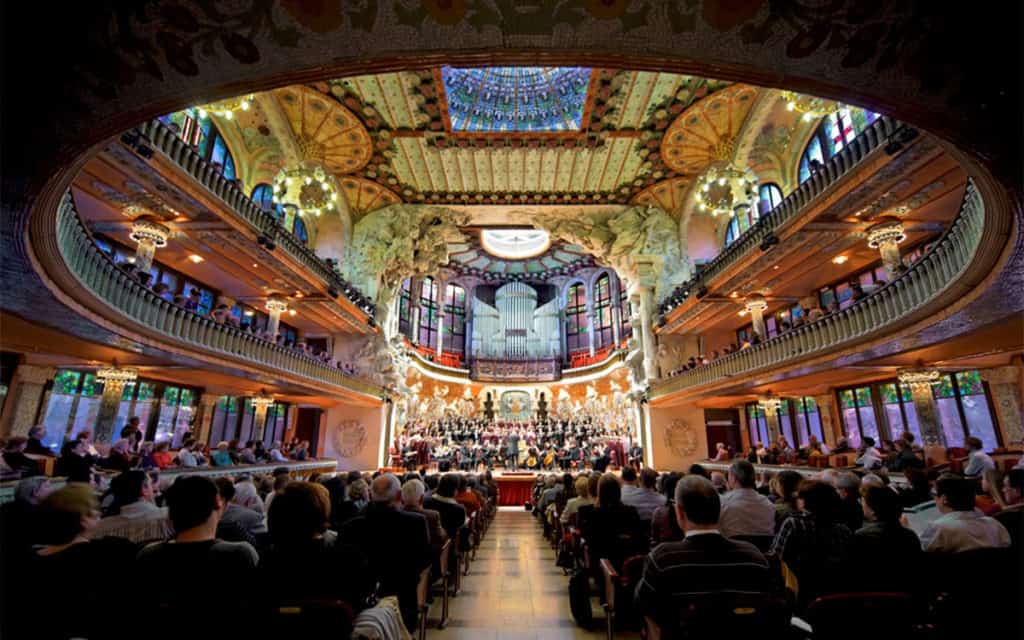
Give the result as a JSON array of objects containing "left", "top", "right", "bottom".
[
  {"left": 560, "top": 474, "right": 594, "bottom": 525},
  {"left": 977, "top": 468, "right": 1006, "bottom": 516}
]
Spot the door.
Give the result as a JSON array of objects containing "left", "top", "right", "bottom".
[
  {"left": 293, "top": 407, "right": 322, "bottom": 457},
  {"left": 704, "top": 408, "right": 741, "bottom": 459}
]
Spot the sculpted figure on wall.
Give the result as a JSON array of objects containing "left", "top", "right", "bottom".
[{"left": 556, "top": 388, "right": 573, "bottom": 417}]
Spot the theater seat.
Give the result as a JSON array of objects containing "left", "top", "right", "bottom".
[
  {"left": 648, "top": 592, "right": 790, "bottom": 640},
  {"left": 804, "top": 592, "right": 922, "bottom": 640}
]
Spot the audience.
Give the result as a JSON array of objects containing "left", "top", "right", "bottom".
[
  {"left": 846, "top": 485, "right": 922, "bottom": 592},
  {"left": 402, "top": 478, "right": 447, "bottom": 558},
  {"left": 578, "top": 474, "right": 643, "bottom": 572},
  {"left": 25, "top": 425, "right": 55, "bottom": 456},
  {"left": 771, "top": 470, "right": 802, "bottom": 531},
  {"left": 718, "top": 460, "right": 775, "bottom": 540},
  {"left": 834, "top": 471, "right": 865, "bottom": 532},
  {"left": 962, "top": 436, "right": 995, "bottom": 477},
  {"left": 214, "top": 476, "right": 265, "bottom": 544},
  {"left": 3, "top": 437, "right": 42, "bottom": 476},
  {"left": 560, "top": 474, "right": 593, "bottom": 525},
  {"left": 425, "top": 473, "right": 469, "bottom": 540},
  {"left": 622, "top": 467, "right": 665, "bottom": 523},
  {"left": 650, "top": 471, "right": 684, "bottom": 545},
  {"left": 919, "top": 473, "right": 1010, "bottom": 552},
  {"left": 211, "top": 441, "right": 234, "bottom": 466},
  {"left": 635, "top": 476, "right": 772, "bottom": 634},
  {"left": 56, "top": 436, "right": 95, "bottom": 482},
  {"left": 996, "top": 469, "right": 1023, "bottom": 548},
  {"left": 455, "top": 473, "right": 483, "bottom": 517},
  {"left": 90, "top": 470, "right": 170, "bottom": 543},
  {"left": 100, "top": 438, "right": 137, "bottom": 471}
]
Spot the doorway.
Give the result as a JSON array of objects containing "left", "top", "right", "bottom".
[
  {"left": 293, "top": 407, "right": 322, "bottom": 457},
  {"left": 704, "top": 408, "right": 741, "bottom": 459}
]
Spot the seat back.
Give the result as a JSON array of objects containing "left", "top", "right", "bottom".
[
  {"left": 667, "top": 592, "right": 790, "bottom": 640},
  {"left": 805, "top": 592, "right": 915, "bottom": 639},
  {"left": 731, "top": 535, "right": 774, "bottom": 553},
  {"left": 263, "top": 600, "right": 355, "bottom": 638}
]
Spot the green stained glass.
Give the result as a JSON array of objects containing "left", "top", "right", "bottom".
[
  {"left": 839, "top": 389, "right": 856, "bottom": 409},
  {"left": 880, "top": 383, "right": 899, "bottom": 404},
  {"left": 179, "top": 388, "right": 195, "bottom": 407},
  {"left": 780, "top": 399, "right": 790, "bottom": 412},
  {"left": 163, "top": 386, "right": 180, "bottom": 405},
  {"left": 855, "top": 386, "right": 872, "bottom": 407},
  {"left": 955, "top": 370, "right": 984, "bottom": 396},
  {"left": 121, "top": 382, "right": 137, "bottom": 401},
  {"left": 804, "top": 397, "right": 818, "bottom": 412},
  {"left": 81, "top": 373, "right": 99, "bottom": 396},
  {"left": 933, "top": 374, "right": 956, "bottom": 399},
  {"left": 899, "top": 384, "right": 913, "bottom": 402},
  {"left": 53, "top": 370, "right": 81, "bottom": 395},
  {"left": 137, "top": 382, "right": 156, "bottom": 401}
]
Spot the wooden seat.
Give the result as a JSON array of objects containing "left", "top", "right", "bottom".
[
  {"left": 416, "top": 566, "right": 432, "bottom": 640},
  {"left": 645, "top": 592, "right": 790, "bottom": 640},
  {"left": 804, "top": 592, "right": 922, "bottom": 640}
]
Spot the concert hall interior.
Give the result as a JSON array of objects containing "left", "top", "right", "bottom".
[{"left": 1, "top": 3, "right": 1022, "bottom": 640}]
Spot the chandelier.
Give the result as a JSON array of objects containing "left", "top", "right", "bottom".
[
  {"left": 897, "top": 367, "right": 941, "bottom": 388},
  {"left": 265, "top": 297, "right": 289, "bottom": 314},
  {"left": 779, "top": 91, "right": 841, "bottom": 122},
  {"left": 757, "top": 392, "right": 782, "bottom": 413},
  {"left": 694, "top": 165, "right": 757, "bottom": 217},
  {"left": 129, "top": 216, "right": 170, "bottom": 248},
  {"left": 250, "top": 392, "right": 276, "bottom": 410},
  {"left": 96, "top": 366, "right": 138, "bottom": 389},
  {"left": 866, "top": 217, "right": 907, "bottom": 249},
  {"left": 195, "top": 94, "right": 255, "bottom": 120},
  {"left": 273, "top": 164, "right": 339, "bottom": 217}
]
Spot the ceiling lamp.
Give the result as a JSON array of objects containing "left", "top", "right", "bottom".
[
  {"left": 757, "top": 392, "right": 782, "bottom": 413},
  {"left": 96, "top": 366, "right": 138, "bottom": 390},
  {"left": 897, "top": 367, "right": 941, "bottom": 388},
  {"left": 866, "top": 217, "right": 907, "bottom": 249},
  {"left": 195, "top": 94, "right": 255, "bottom": 120},
  {"left": 250, "top": 391, "right": 276, "bottom": 411},
  {"left": 779, "top": 90, "right": 842, "bottom": 122},
  {"left": 273, "top": 164, "right": 339, "bottom": 217},
  {"left": 694, "top": 165, "right": 758, "bottom": 217}
]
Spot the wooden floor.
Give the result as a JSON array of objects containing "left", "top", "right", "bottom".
[{"left": 422, "top": 508, "right": 641, "bottom": 640}]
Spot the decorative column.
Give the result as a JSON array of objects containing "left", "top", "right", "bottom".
[
  {"left": 94, "top": 367, "right": 139, "bottom": 444},
  {"left": 195, "top": 393, "right": 219, "bottom": 444},
  {"left": 866, "top": 217, "right": 907, "bottom": 279},
  {"left": 638, "top": 288, "right": 659, "bottom": 381},
  {"left": 250, "top": 392, "right": 275, "bottom": 441},
  {"left": 587, "top": 308, "right": 597, "bottom": 357},
  {"left": 978, "top": 365, "right": 1024, "bottom": 447},
  {"left": 814, "top": 394, "right": 839, "bottom": 446},
  {"left": 265, "top": 296, "right": 288, "bottom": 339},
  {"left": 758, "top": 393, "right": 782, "bottom": 441},
  {"left": 435, "top": 278, "right": 447, "bottom": 358},
  {"left": 744, "top": 294, "right": 769, "bottom": 340},
  {"left": 610, "top": 274, "right": 622, "bottom": 348},
  {"left": 410, "top": 278, "right": 421, "bottom": 344},
  {"left": 898, "top": 367, "right": 946, "bottom": 462},
  {"left": 0, "top": 364, "right": 56, "bottom": 438},
  {"left": 129, "top": 215, "right": 170, "bottom": 273}
]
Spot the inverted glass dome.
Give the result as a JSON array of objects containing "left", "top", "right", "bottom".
[
  {"left": 441, "top": 66, "right": 591, "bottom": 132},
  {"left": 480, "top": 228, "right": 552, "bottom": 259}
]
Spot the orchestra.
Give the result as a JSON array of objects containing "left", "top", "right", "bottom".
[{"left": 389, "top": 416, "right": 640, "bottom": 473}]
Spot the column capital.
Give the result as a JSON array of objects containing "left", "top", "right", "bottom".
[
  {"left": 15, "top": 364, "right": 57, "bottom": 385},
  {"left": 199, "top": 393, "right": 220, "bottom": 407},
  {"left": 978, "top": 366, "right": 1020, "bottom": 385}
]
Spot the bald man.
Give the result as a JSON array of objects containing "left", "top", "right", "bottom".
[{"left": 341, "top": 473, "right": 431, "bottom": 632}]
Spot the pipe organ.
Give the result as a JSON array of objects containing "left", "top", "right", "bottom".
[{"left": 471, "top": 282, "right": 561, "bottom": 359}]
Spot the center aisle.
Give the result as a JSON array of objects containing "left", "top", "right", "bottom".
[{"left": 424, "top": 508, "right": 641, "bottom": 640}]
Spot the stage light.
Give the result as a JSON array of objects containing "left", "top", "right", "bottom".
[{"left": 188, "top": 254, "right": 204, "bottom": 263}]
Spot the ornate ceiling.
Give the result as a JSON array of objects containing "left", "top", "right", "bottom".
[
  {"left": 209, "top": 67, "right": 813, "bottom": 224},
  {"left": 447, "top": 235, "right": 593, "bottom": 280}
]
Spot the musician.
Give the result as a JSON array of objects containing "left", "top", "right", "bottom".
[
  {"left": 542, "top": 444, "right": 557, "bottom": 470},
  {"left": 628, "top": 443, "right": 643, "bottom": 472},
  {"left": 505, "top": 430, "right": 520, "bottom": 471},
  {"left": 525, "top": 449, "right": 539, "bottom": 470}
]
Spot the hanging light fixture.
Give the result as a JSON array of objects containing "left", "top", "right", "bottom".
[
  {"left": 757, "top": 392, "right": 782, "bottom": 413},
  {"left": 273, "top": 164, "right": 339, "bottom": 217},
  {"left": 194, "top": 94, "right": 255, "bottom": 121},
  {"left": 778, "top": 91, "right": 842, "bottom": 122},
  {"left": 694, "top": 164, "right": 758, "bottom": 217},
  {"left": 250, "top": 391, "right": 276, "bottom": 411},
  {"left": 897, "top": 367, "right": 941, "bottom": 389},
  {"left": 96, "top": 366, "right": 138, "bottom": 391}
]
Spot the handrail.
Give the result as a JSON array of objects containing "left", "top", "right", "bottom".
[
  {"left": 133, "top": 119, "right": 375, "bottom": 316},
  {"left": 651, "top": 179, "right": 985, "bottom": 398},
  {"left": 661, "top": 115, "right": 904, "bottom": 311},
  {"left": 55, "top": 192, "right": 384, "bottom": 398}
]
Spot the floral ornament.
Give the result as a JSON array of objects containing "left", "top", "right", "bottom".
[{"left": 423, "top": 0, "right": 468, "bottom": 25}]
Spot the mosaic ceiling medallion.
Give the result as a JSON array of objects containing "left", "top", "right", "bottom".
[{"left": 481, "top": 228, "right": 551, "bottom": 259}]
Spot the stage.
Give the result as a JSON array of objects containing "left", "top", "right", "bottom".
[{"left": 493, "top": 471, "right": 536, "bottom": 506}]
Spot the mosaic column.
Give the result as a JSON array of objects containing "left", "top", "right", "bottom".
[
  {"left": 195, "top": 393, "right": 219, "bottom": 444},
  {"left": 979, "top": 366, "right": 1024, "bottom": 447},
  {"left": 813, "top": 394, "right": 839, "bottom": 446},
  {"left": 436, "top": 278, "right": 446, "bottom": 358},
  {"left": 94, "top": 368, "right": 138, "bottom": 444},
  {"left": 251, "top": 395, "right": 275, "bottom": 441},
  {"left": 898, "top": 368, "right": 946, "bottom": 462},
  {"left": 0, "top": 364, "right": 56, "bottom": 437}
]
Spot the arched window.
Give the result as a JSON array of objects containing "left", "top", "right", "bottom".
[
  {"left": 565, "top": 282, "right": 589, "bottom": 354},
  {"left": 798, "top": 107, "right": 879, "bottom": 184},
  {"left": 251, "top": 183, "right": 282, "bottom": 219},
  {"left": 593, "top": 274, "right": 613, "bottom": 348},
  {"left": 443, "top": 283, "right": 467, "bottom": 353},
  {"left": 417, "top": 277, "right": 440, "bottom": 348},
  {"left": 397, "top": 278, "right": 414, "bottom": 339},
  {"left": 724, "top": 217, "right": 741, "bottom": 246},
  {"left": 758, "top": 183, "right": 784, "bottom": 215},
  {"left": 619, "top": 279, "right": 632, "bottom": 341},
  {"left": 292, "top": 213, "right": 309, "bottom": 244},
  {"left": 193, "top": 117, "right": 237, "bottom": 181}
]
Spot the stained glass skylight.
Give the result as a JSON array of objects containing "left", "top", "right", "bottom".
[{"left": 441, "top": 66, "right": 591, "bottom": 132}]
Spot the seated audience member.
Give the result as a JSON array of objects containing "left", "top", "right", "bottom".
[
  {"left": 138, "top": 442, "right": 158, "bottom": 469},
  {"left": 137, "top": 476, "right": 259, "bottom": 624},
  {"left": 771, "top": 470, "right": 803, "bottom": 531},
  {"left": 650, "top": 472, "right": 684, "bottom": 545},
  {"left": 579, "top": 475, "right": 644, "bottom": 571},
  {"left": 402, "top": 478, "right": 447, "bottom": 558},
  {"left": 713, "top": 442, "right": 730, "bottom": 461},
  {"left": 561, "top": 475, "right": 595, "bottom": 525},
  {"left": 268, "top": 440, "right": 289, "bottom": 462},
  {"left": 846, "top": 485, "right": 923, "bottom": 592},
  {"left": 264, "top": 472, "right": 291, "bottom": 514},
  {"left": 341, "top": 474, "right": 431, "bottom": 632},
  {"left": 996, "top": 469, "right": 1024, "bottom": 548},
  {"left": 349, "top": 478, "right": 370, "bottom": 511},
  {"left": 261, "top": 482, "right": 374, "bottom": 609},
  {"left": 855, "top": 436, "right": 883, "bottom": 469},
  {"left": 899, "top": 468, "right": 933, "bottom": 508},
  {"left": 977, "top": 468, "right": 1005, "bottom": 515},
  {"left": 176, "top": 438, "right": 202, "bottom": 467},
  {"left": 892, "top": 437, "right": 924, "bottom": 471},
  {"left": 455, "top": 474, "right": 483, "bottom": 516},
  {"left": 210, "top": 441, "right": 234, "bottom": 467},
  {"left": 0, "top": 477, "right": 53, "bottom": 557},
  {"left": 962, "top": 437, "right": 995, "bottom": 478},
  {"left": 25, "top": 425, "right": 55, "bottom": 457},
  {"left": 687, "top": 464, "right": 710, "bottom": 480},
  {"left": 17, "top": 484, "right": 137, "bottom": 639},
  {"left": 90, "top": 470, "right": 170, "bottom": 543},
  {"left": 292, "top": 440, "right": 310, "bottom": 461},
  {"left": 151, "top": 440, "right": 175, "bottom": 469},
  {"left": 56, "top": 437, "right": 95, "bottom": 482},
  {"left": 710, "top": 471, "right": 727, "bottom": 494},
  {"left": 214, "top": 477, "right": 265, "bottom": 545},
  {"left": 920, "top": 473, "right": 1010, "bottom": 553},
  {"left": 3, "top": 437, "right": 43, "bottom": 476},
  {"left": 719, "top": 460, "right": 775, "bottom": 539},
  {"left": 237, "top": 440, "right": 257, "bottom": 464},
  {"left": 634, "top": 476, "right": 772, "bottom": 634},
  {"left": 831, "top": 437, "right": 851, "bottom": 454},
  {"left": 623, "top": 468, "right": 665, "bottom": 523},
  {"left": 101, "top": 438, "right": 138, "bottom": 472},
  {"left": 536, "top": 474, "right": 562, "bottom": 516},
  {"left": 834, "top": 471, "right": 865, "bottom": 532},
  {"left": 770, "top": 480, "right": 853, "bottom": 606},
  {"left": 425, "top": 473, "right": 468, "bottom": 540},
  {"left": 233, "top": 475, "right": 266, "bottom": 517}
]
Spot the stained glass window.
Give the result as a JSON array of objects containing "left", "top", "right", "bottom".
[
  {"left": 443, "top": 283, "right": 467, "bottom": 353},
  {"left": 799, "top": 107, "right": 880, "bottom": 184},
  {"left": 758, "top": 183, "right": 784, "bottom": 215},
  {"left": 837, "top": 386, "right": 879, "bottom": 448},
  {"left": 725, "top": 217, "right": 740, "bottom": 246},
  {"left": 792, "top": 397, "right": 824, "bottom": 446},
  {"left": 566, "top": 282, "right": 589, "bottom": 354},
  {"left": 251, "top": 183, "right": 283, "bottom": 219},
  {"left": 40, "top": 370, "right": 101, "bottom": 452},
  {"left": 441, "top": 66, "right": 591, "bottom": 132},
  {"left": 398, "top": 278, "right": 413, "bottom": 339},
  {"left": 746, "top": 404, "right": 769, "bottom": 448},
  {"left": 619, "top": 279, "right": 632, "bottom": 341},
  {"left": 593, "top": 275, "right": 614, "bottom": 349},
  {"left": 954, "top": 371, "right": 999, "bottom": 450},
  {"left": 418, "top": 277, "right": 440, "bottom": 349}
]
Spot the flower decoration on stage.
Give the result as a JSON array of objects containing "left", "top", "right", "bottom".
[
  {"left": 273, "top": 164, "right": 339, "bottom": 217},
  {"left": 779, "top": 91, "right": 842, "bottom": 122},
  {"left": 694, "top": 164, "right": 757, "bottom": 217},
  {"left": 194, "top": 94, "right": 255, "bottom": 120}
]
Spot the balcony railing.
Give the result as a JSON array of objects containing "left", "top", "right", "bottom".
[
  {"left": 133, "top": 120, "right": 375, "bottom": 316},
  {"left": 55, "top": 192, "right": 384, "bottom": 398},
  {"left": 661, "top": 115, "right": 904, "bottom": 312},
  {"left": 651, "top": 178, "right": 985, "bottom": 398}
]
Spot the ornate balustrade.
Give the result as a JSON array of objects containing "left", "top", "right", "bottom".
[
  {"left": 134, "top": 119, "right": 374, "bottom": 315},
  {"left": 651, "top": 179, "right": 986, "bottom": 398},
  {"left": 55, "top": 192, "right": 384, "bottom": 398},
  {"left": 661, "top": 115, "right": 904, "bottom": 313}
]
